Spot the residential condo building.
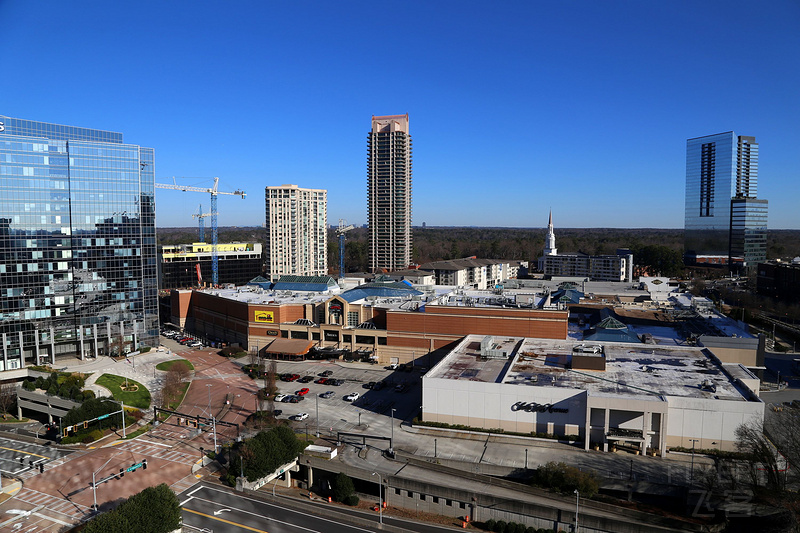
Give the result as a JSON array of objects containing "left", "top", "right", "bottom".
[
  {"left": 685, "top": 132, "right": 768, "bottom": 269},
  {"left": 265, "top": 185, "right": 327, "bottom": 281},
  {"left": 0, "top": 115, "right": 158, "bottom": 368},
  {"left": 368, "top": 114, "right": 413, "bottom": 272}
]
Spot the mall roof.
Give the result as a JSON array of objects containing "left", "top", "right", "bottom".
[
  {"left": 427, "top": 335, "right": 757, "bottom": 402},
  {"left": 340, "top": 281, "right": 423, "bottom": 303}
]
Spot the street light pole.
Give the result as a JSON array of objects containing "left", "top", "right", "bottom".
[
  {"left": 212, "top": 415, "right": 217, "bottom": 454},
  {"left": 689, "top": 439, "right": 699, "bottom": 485},
  {"left": 372, "top": 472, "right": 383, "bottom": 526},
  {"left": 315, "top": 393, "right": 319, "bottom": 437},
  {"left": 206, "top": 383, "right": 212, "bottom": 414},
  {"left": 389, "top": 408, "right": 396, "bottom": 455},
  {"left": 574, "top": 489, "right": 579, "bottom": 532},
  {"left": 91, "top": 454, "right": 119, "bottom": 512}
]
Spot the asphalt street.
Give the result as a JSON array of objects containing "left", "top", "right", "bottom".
[
  {"left": 180, "top": 483, "right": 478, "bottom": 533},
  {"left": 0, "top": 436, "right": 71, "bottom": 478}
]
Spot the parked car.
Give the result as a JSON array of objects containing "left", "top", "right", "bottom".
[
  {"left": 290, "top": 412, "right": 309, "bottom": 421},
  {"left": 315, "top": 378, "right": 328, "bottom": 384},
  {"left": 298, "top": 375, "right": 314, "bottom": 383},
  {"left": 282, "top": 395, "right": 299, "bottom": 403},
  {"left": 364, "top": 382, "right": 376, "bottom": 389},
  {"left": 344, "top": 392, "right": 359, "bottom": 401},
  {"left": 320, "top": 391, "right": 335, "bottom": 399},
  {"left": 296, "top": 388, "right": 310, "bottom": 396},
  {"left": 329, "top": 379, "right": 343, "bottom": 386},
  {"left": 319, "top": 370, "right": 334, "bottom": 377},
  {"left": 189, "top": 341, "right": 203, "bottom": 348},
  {"left": 274, "top": 394, "right": 287, "bottom": 402},
  {"left": 373, "top": 381, "right": 384, "bottom": 391},
  {"left": 395, "top": 383, "right": 409, "bottom": 393},
  {"left": 285, "top": 374, "right": 300, "bottom": 382},
  {"left": 387, "top": 363, "right": 399, "bottom": 370}
]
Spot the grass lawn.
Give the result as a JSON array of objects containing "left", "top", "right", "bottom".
[
  {"left": 123, "top": 424, "right": 151, "bottom": 440},
  {"left": 156, "top": 359, "right": 195, "bottom": 372},
  {"left": 95, "top": 374, "right": 151, "bottom": 409}
]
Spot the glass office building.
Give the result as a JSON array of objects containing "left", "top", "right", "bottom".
[
  {"left": 685, "top": 132, "right": 767, "bottom": 269},
  {"left": 0, "top": 115, "right": 158, "bottom": 370}
]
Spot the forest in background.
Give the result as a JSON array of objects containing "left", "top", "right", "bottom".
[{"left": 157, "top": 226, "right": 800, "bottom": 278}]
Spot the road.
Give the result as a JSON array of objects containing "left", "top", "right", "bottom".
[
  {"left": 0, "top": 436, "right": 72, "bottom": 477},
  {"left": 180, "top": 483, "right": 461, "bottom": 533}
]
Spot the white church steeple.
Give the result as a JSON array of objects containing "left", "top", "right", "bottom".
[{"left": 544, "top": 210, "right": 557, "bottom": 256}]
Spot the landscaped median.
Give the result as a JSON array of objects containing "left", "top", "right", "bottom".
[
  {"left": 155, "top": 359, "right": 195, "bottom": 372},
  {"left": 95, "top": 374, "right": 151, "bottom": 409}
]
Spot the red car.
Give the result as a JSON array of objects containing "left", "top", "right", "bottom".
[
  {"left": 286, "top": 374, "right": 300, "bottom": 382},
  {"left": 296, "top": 388, "right": 310, "bottom": 396},
  {"left": 315, "top": 378, "right": 328, "bottom": 384}
]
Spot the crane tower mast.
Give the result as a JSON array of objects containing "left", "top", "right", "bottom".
[{"left": 155, "top": 177, "right": 246, "bottom": 285}]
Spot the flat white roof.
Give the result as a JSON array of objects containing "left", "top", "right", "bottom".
[{"left": 428, "top": 335, "right": 756, "bottom": 402}]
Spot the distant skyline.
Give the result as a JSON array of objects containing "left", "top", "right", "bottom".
[{"left": 2, "top": 1, "right": 798, "bottom": 229}]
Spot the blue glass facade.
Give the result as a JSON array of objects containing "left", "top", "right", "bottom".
[
  {"left": 0, "top": 115, "right": 158, "bottom": 369},
  {"left": 730, "top": 198, "right": 768, "bottom": 267},
  {"left": 685, "top": 132, "right": 766, "bottom": 269}
]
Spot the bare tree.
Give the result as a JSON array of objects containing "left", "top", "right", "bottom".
[
  {"left": 736, "top": 420, "right": 782, "bottom": 490},
  {"left": 161, "top": 362, "right": 190, "bottom": 408},
  {"left": 0, "top": 384, "right": 17, "bottom": 419}
]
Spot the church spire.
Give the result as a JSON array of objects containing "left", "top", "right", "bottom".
[{"left": 544, "top": 210, "right": 557, "bottom": 256}]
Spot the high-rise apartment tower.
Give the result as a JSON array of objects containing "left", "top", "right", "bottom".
[
  {"left": 265, "top": 185, "right": 327, "bottom": 281},
  {"left": 685, "top": 132, "right": 767, "bottom": 269},
  {"left": 368, "top": 114, "right": 412, "bottom": 272},
  {"left": 0, "top": 115, "right": 158, "bottom": 369}
]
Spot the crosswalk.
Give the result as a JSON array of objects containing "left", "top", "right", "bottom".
[
  {"left": 12, "top": 486, "right": 93, "bottom": 522},
  {"left": 15, "top": 449, "right": 90, "bottom": 481},
  {"left": 170, "top": 472, "right": 201, "bottom": 494},
  {"left": 112, "top": 439, "right": 198, "bottom": 467}
]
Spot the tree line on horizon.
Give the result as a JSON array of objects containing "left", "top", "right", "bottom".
[{"left": 156, "top": 226, "right": 800, "bottom": 277}]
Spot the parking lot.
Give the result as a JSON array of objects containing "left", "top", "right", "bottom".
[{"left": 254, "top": 360, "right": 424, "bottom": 440}]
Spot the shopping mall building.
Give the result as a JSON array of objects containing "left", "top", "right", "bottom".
[
  {"left": 169, "top": 277, "right": 568, "bottom": 364},
  {"left": 421, "top": 335, "right": 764, "bottom": 453}
]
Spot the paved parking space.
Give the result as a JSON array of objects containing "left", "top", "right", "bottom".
[{"left": 262, "top": 360, "right": 423, "bottom": 441}]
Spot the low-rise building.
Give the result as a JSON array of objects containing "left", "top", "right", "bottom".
[
  {"left": 422, "top": 335, "right": 763, "bottom": 453},
  {"left": 417, "top": 258, "right": 519, "bottom": 289},
  {"left": 160, "top": 242, "right": 263, "bottom": 289}
]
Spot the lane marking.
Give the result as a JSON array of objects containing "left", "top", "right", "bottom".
[
  {"left": 0, "top": 447, "right": 51, "bottom": 460},
  {"left": 182, "top": 508, "right": 268, "bottom": 532},
  {"left": 188, "top": 488, "right": 374, "bottom": 533}
]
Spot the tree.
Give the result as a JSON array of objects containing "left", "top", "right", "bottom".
[
  {"left": 0, "top": 384, "right": 16, "bottom": 418},
  {"left": 735, "top": 420, "right": 782, "bottom": 490},
  {"left": 83, "top": 483, "right": 181, "bottom": 533},
  {"left": 332, "top": 472, "right": 355, "bottom": 502},
  {"left": 161, "top": 361, "right": 190, "bottom": 408}
]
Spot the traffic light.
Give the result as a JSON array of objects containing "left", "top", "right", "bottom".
[
  {"left": 119, "top": 468, "right": 124, "bottom": 478},
  {"left": 142, "top": 459, "right": 147, "bottom": 470},
  {"left": 84, "top": 421, "right": 88, "bottom": 429},
  {"left": 28, "top": 460, "right": 33, "bottom": 468},
  {"left": 38, "top": 463, "right": 44, "bottom": 473}
]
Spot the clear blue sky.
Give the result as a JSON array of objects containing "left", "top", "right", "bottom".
[{"left": 2, "top": 1, "right": 798, "bottom": 229}]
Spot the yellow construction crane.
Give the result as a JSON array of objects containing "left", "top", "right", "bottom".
[{"left": 155, "top": 177, "right": 246, "bottom": 285}]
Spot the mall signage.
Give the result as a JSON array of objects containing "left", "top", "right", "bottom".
[{"left": 511, "top": 401, "right": 568, "bottom": 414}]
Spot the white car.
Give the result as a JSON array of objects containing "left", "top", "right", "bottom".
[
  {"left": 189, "top": 341, "right": 203, "bottom": 348},
  {"left": 343, "top": 392, "right": 360, "bottom": 402},
  {"left": 274, "top": 394, "right": 287, "bottom": 402},
  {"left": 290, "top": 412, "right": 309, "bottom": 421}
]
